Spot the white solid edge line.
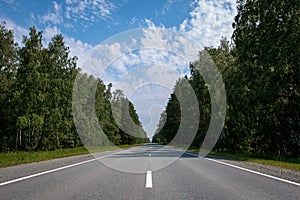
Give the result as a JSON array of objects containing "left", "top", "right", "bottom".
[
  {"left": 146, "top": 171, "right": 153, "bottom": 188},
  {"left": 206, "top": 158, "right": 300, "bottom": 187},
  {"left": 171, "top": 148, "right": 300, "bottom": 187},
  {"left": 0, "top": 151, "right": 118, "bottom": 187}
]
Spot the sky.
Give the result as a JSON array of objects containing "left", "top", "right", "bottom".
[{"left": 0, "top": 0, "right": 237, "bottom": 140}]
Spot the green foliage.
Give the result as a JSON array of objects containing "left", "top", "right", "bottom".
[
  {"left": 0, "top": 24, "right": 148, "bottom": 152},
  {"left": 0, "top": 22, "right": 19, "bottom": 151},
  {"left": 0, "top": 145, "right": 135, "bottom": 168},
  {"left": 154, "top": 0, "right": 300, "bottom": 158},
  {"left": 229, "top": 0, "right": 300, "bottom": 156},
  {"left": 208, "top": 151, "right": 300, "bottom": 172},
  {"left": 111, "top": 94, "right": 149, "bottom": 144},
  {"left": 152, "top": 85, "right": 181, "bottom": 144}
]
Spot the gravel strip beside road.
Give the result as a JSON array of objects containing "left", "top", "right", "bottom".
[
  {"left": 207, "top": 155, "right": 300, "bottom": 184},
  {"left": 0, "top": 150, "right": 119, "bottom": 183}
]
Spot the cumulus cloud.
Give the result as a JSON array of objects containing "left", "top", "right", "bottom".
[
  {"left": 2, "top": 0, "right": 237, "bottom": 137},
  {"left": 141, "top": 27, "right": 200, "bottom": 61},
  {"left": 179, "top": 0, "right": 237, "bottom": 47},
  {"left": 2, "top": 18, "right": 94, "bottom": 78},
  {"left": 81, "top": 42, "right": 123, "bottom": 77},
  {"left": 128, "top": 0, "right": 237, "bottom": 135},
  {"left": 64, "top": 36, "right": 94, "bottom": 69},
  {"left": 88, "top": 29, "right": 194, "bottom": 137},
  {"left": 143, "top": 0, "right": 236, "bottom": 48},
  {"left": 43, "top": 25, "right": 61, "bottom": 42},
  {"left": 83, "top": 27, "right": 198, "bottom": 101}
]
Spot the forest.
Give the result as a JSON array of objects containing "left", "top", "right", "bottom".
[
  {"left": 153, "top": 0, "right": 300, "bottom": 158},
  {"left": 0, "top": 0, "right": 299, "bottom": 158},
  {"left": 0, "top": 24, "right": 148, "bottom": 152}
]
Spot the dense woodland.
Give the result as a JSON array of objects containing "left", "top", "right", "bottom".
[
  {"left": 153, "top": 0, "right": 300, "bottom": 157},
  {"left": 0, "top": 24, "right": 148, "bottom": 152},
  {"left": 1, "top": 0, "right": 299, "bottom": 157}
]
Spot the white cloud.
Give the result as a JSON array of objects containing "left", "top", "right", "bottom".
[
  {"left": 143, "top": 0, "right": 237, "bottom": 49},
  {"left": 35, "top": 0, "right": 237, "bottom": 137},
  {"left": 64, "top": 36, "right": 94, "bottom": 69},
  {"left": 3, "top": 0, "right": 16, "bottom": 5},
  {"left": 112, "top": 52, "right": 140, "bottom": 73},
  {"left": 100, "top": 47, "right": 190, "bottom": 130},
  {"left": 2, "top": 18, "right": 94, "bottom": 78},
  {"left": 130, "top": 0, "right": 236, "bottom": 137},
  {"left": 53, "top": 1, "right": 60, "bottom": 11},
  {"left": 130, "top": 17, "right": 137, "bottom": 25},
  {"left": 130, "top": 0, "right": 237, "bottom": 135},
  {"left": 3, "top": 18, "right": 94, "bottom": 71},
  {"left": 140, "top": 26, "right": 200, "bottom": 62},
  {"left": 2, "top": 0, "right": 20, "bottom": 9},
  {"left": 161, "top": 0, "right": 174, "bottom": 15},
  {"left": 29, "top": 12, "right": 36, "bottom": 21},
  {"left": 0, "top": 0, "right": 237, "bottom": 138},
  {"left": 38, "top": 0, "right": 116, "bottom": 30},
  {"left": 76, "top": 40, "right": 136, "bottom": 78},
  {"left": 41, "top": 1, "right": 63, "bottom": 25},
  {"left": 3, "top": 19, "right": 28, "bottom": 46},
  {"left": 64, "top": 0, "right": 116, "bottom": 29},
  {"left": 141, "top": 27, "right": 168, "bottom": 49},
  {"left": 178, "top": 0, "right": 237, "bottom": 47},
  {"left": 43, "top": 25, "right": 61, "bottom": 42},
  {"left": 144, "top": 18, "right": 156, "bottom": 28},
  {"left": 161, "top": 0, "right": 184, "bottom": 15}
]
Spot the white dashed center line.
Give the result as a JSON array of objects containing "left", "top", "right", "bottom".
[{"left": 146, "top": 171, "right": 152, "bottom": 188}]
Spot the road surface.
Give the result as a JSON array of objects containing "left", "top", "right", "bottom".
[{"left": 1, "top": 144, "right": 299, "bottom": 200}]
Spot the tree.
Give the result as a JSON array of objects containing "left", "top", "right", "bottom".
[
  {"left": 0, "top": 22, "right": 18, "bottom": 151},
  {"left": 232, "top": 0, "right": 300, "bottom": 156},
  {"left": 0, "top": 24, "right": 148, "bottom": 152},
  {"left": 95, "top": 79, "right": 120, "bottom": 145},
  {"left": 115, "top": 97, "right": 148, "bottom": 144}
]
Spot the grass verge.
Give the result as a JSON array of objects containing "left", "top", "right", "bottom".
[
  {"left": 0, "top": 144, "right": 138, "bottom": 168},
  {"left": 206, "top": 150, "right": 300, "bottom": 172},
  {"left": 184, "top": 146, "right": 300, "bottom": 171},
  {"left": 152, "top": 144, "right": 300, "bottom": 172}
]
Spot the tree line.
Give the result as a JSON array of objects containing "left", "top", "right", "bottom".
[
  {"left": 153, "top": 0, "right": 300, "bottom": 158},
  {"left": 0, "top": 23, "right": 148, "bottom": 152}
]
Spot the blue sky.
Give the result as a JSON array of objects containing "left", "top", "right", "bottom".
[
  {"left": 1, "top": 0, "right": 194, "bottom": 45},
  {"left": 0, "top": 0, "right": 237, "bottom": 139}
]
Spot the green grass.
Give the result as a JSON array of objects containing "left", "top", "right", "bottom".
[
  {"left": 208, "top": 151, "right": 300, "bottom": 172},
  {"left": 0, "top": 144, "right": 138, "bottom": 168},
  {"left": 151, "top": 144, "right": 300, "bottom": 171},
  {"left": 184, "top": 146, "right": 300, "bottom": 171}
]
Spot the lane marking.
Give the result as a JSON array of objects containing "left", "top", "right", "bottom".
[
  {"left": 146, "top": 171, "right": 152, "bottom": 188},
  {"left": 0, "top": 151, "right": 121, "bottom": 187},
  {"left": 169, "top": 148, "right": 300, "bottom": 187},
  {"left": 206, "top": 158, "right": 300, "bottom": 187}
]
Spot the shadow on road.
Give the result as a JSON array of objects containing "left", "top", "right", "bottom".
[{"left": 107, "top": 143, "right": 199, "bottom": 158}]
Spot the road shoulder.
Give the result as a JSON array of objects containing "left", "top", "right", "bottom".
[
  {"left": 205, "top": 155, "right": 300, "bottom": 184},
  {"left": 0, "top": 150, "right": 119, "bottom": 183}
]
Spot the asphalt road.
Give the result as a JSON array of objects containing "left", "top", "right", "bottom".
[{"left": 1, "top": 144, "right": 299, "bottom": 200}]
